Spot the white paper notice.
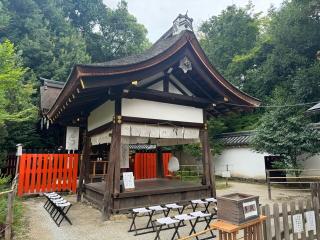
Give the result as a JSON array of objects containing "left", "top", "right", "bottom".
[
  {"left": 65, "top": 126, "right": 79, "bottom": 150},
  {"left": 123, "top": 172, "right": 135, "bottom": 190},
  {"left": 305, "top": 211, "right": 316, "bottom": 232},
  {"left": 292, "top": 214, "right": 304, "bottom": 233},
  {"left": 243, "top": 201, "right": 258, "bottom": 219}
]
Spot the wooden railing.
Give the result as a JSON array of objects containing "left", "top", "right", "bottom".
[
  {"left": 266, "top": 169, "right": 320, "bottom": 200},
  {"left": 261, "top": 198, "right": 320, "bottom": 240}
]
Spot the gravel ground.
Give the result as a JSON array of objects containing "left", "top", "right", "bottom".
[{"left": 16, "top": 181, "right": 311, "bottom": 240}]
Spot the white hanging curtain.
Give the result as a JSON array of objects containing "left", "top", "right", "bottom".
[{"left": 120, "top": 123, "right": 199, "bottom": 139}]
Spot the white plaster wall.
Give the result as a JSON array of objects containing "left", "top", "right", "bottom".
[
  {"left": 121, "top": 98, "right": 203, "bottom": 123},
  {"left": 301, "top": 154, "right": 320, "bottom": 176},
  {"left": 88, "top": 101, "right": 115, "bottom": 131},
  {"left": 214, "top": 147, "right": 267, "bottom": 180}
]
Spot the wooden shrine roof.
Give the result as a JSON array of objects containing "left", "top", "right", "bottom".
[{"left": 44, "top": 16, "right": 261, "bottom": 124}]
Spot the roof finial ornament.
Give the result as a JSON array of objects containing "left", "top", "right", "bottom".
[
  {"left": 172, "top": 12, "right": 193, "bottom": 36},
  {"left": 179, "top": 56, "right": 192, "bottom": 74}
]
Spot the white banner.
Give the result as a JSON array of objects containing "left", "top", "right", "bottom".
[{"left": 66, "top": 126, "right": 79, "bottom": 150}]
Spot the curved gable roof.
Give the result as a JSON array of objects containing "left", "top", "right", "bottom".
[{"left": 46, "top": 28, "right": 260, "bottom": 121}]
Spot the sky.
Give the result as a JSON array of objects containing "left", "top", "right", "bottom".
[{"left": 103, "top": 0, "right": 283, "bottom": 43}]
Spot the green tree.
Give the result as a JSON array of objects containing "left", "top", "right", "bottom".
[
  {"left": 252, "top": 88, "right": 320, "bottom": 169},
  {"left": 0, "top": 0, "right": 90, "bottom": 81},
  {"left": 0, "top": 40, "right": 37, "bottom": 163},
  {"left": 232, "top": 0, "right": 320, "bottom": 101},
  {"left": 200, "top": 3, "right": 260, "bottom": 78},
  {"left": 0, "top": 1, "right": 9, "bottom": 29},
  {"left": 60, "top": 0, "right": 150, "bottom": 62}
]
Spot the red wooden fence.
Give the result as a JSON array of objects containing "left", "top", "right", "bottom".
[
  {"left": 162, "top": 152, "right": 172, "bottom": 177},
  {"left": 134, "top": 153, "right": 157, "bottom": 180},
  {"left": 17, "top": 153, "right": 79, "bottom": 196},
  {"left": 133, "top": 152, "right": 173, "bottom": 179}
]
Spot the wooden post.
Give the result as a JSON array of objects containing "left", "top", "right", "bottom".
[
  {"left": 266, "top": 170, "right": 271, "bottom": 200},
  {"left": 102, "top": 97, "right": 122, "bottom": 220},
  {"left": 77, "top": 129, "right": 90, "bottom": 202},
  {"left": 200, "top": 118, "right": 216, "bottom": 197},
  {"left": 156, "top": 148, "right": 164, "bottom": 178},
  {"left": 5, "top": 191, "right": 14, "bottom": 240}
]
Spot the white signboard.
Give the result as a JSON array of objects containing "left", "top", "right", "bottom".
[
  {"left": 292, "top": 214, "right": 304, "bottom": 233},
  {"left": 66, "top": 126, "right": 79, "bottom": 150},
  {"left": 243, "top": 201, "right": 258, "bottom": 219},
  {"left": 123, "top": 172, "right": 135, "bottom": 190},
  {"left": 222, "top": 171, "right": 231, "bottom": 178},
  {"left": 305, "top": 211, "right": 316, "bottom": 232}
]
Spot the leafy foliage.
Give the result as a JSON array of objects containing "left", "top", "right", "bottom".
[
  {"left": 200, "top": 3, "right": 260, "bottom": 77},
  {"left": 59, "top": 0, "right": 150, "bottom": 62},
  {"left": 252, "top": 88, "right": 320, "bottom": 169},
  {"left": 0, "top": 0, "right": 149, "bottom": 154},
  {"left": 202, "top": 0, "right": 320, "bottom": 167},
  {"left": 0, "top": 40, "right": 38, "bottom": 164}
]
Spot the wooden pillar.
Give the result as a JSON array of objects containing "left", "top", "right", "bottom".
[
  {"left": 102, "top": 97, "right": 122, "bottom": 220},
  {"left": 156, "top": 147, "right": 164, "bottom": 178},
  {"left": 113, "top": 99, "right": 122, "bottom": 211},
  {"left": 77, "top": 129, "right": 91, "bottom": 202},
  {"left": 200, "top": 119, "right": 216, "bottom": 197}
]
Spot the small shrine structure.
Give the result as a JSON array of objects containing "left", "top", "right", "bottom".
[{"left": 41, "top": 14, "right": 260, "bottom": 219}]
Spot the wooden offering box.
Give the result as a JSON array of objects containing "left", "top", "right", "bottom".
[{"left": 217, "top": 193, "right": 260, "bottom": 225}]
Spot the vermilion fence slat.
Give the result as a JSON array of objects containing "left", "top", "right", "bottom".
[
  {"left": 68, "top": 155, "right": 73, "bottom": 190},
  {"left": 57, "top": 154, "right": 63, "bottom": 191},
  {"left": 144, "top": 153, "right": 151, "bottom": 178},
  {"left": 42, "top": 154, "right": 48, "bottom": 192},
  {"left": 46, "top": 155, "right": 53, "bottom": 192},
  {"left": 153, "top": 153, "right": 157, "bottom": 178},
  {"left": 30, "top": 154, "right": 37, "bottom": 193},
  {"left": 62, "top": 154, "right": 68, "bottom": 191},
  {"left": 72, "top": 154, "right": 79, "bottom": 192},
  {"left": 36, "top": 154, "right": 42, "bottom": 193},
  {"left": 144, "top": 153, "right": 147, "bottom": 178},
  {"left": 52, "top": 154, "right": 59, "bottom": 191},
  {"left": 17, "top": 154, "right": 26, "bottom": 196},
  {"left": 24, "top": 154, "right": 32, "bottom": 194}
]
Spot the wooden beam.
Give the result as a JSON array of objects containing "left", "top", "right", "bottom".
[
  {"left": 163, "top": 74, "right": 169, "bottom": 92},
  {"left": 169, "top": 79, "right": 188, "bottom": 96},
  {"left": 122, "top": 116, "right": 204, "bottom": 128},
  {"left": 139, "top": 77, "right": 163, "bottom": 89},
  {"left": 137, "top": 72, "right": 165, "bottom": 88},
  {"left": 123, "top": 88, "right": 212, "bottom": 108},
  {"left": 87, "top": 121, "right": 113, "bottom": 137}
]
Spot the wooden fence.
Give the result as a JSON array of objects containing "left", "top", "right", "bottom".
[
  {"left": 17, "top": 153, "right": 79, "bottom": 196},
  {"left": 261, "top": 198, "right": 320, "bottom": 240},
  {"left": 311, "top": 183, "right": 320, "bottom": 205},
  {"left": 1, "top": 153, "right": 17, "bottom": 177}
]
